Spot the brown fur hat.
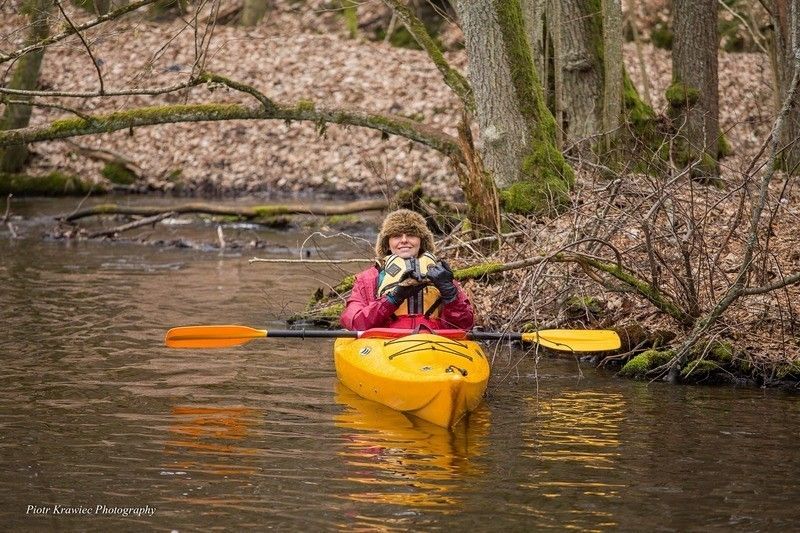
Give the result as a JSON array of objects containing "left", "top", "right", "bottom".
[{"left": 374, "top": 209, "right": 436, "bottom": 259}]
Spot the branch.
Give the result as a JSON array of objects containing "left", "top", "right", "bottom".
[
  {"left": 198, "top": 71, "right": 275, "bottom": 111},
  {"left": 669, "top": 14, "right": 800, "bottom": 376},
  {"left": 0, "top": 0, "right": 161, "bottom": 65},
  {"left": 249, "top": 258, "right": 374, "bottom": 264},
  {"left": 0, "top": 79, "right": 201, "bottom": 98},
  {"left": 63, "top": 199, "right": 389, "bottom": 222},
  {"left": 54, "top": 0, "right": 104, "bottom": 94},
  {"left": 381, "top": 0, "right": 474, "bottom": 112},
  {"left": 88, "top": 211, "right": 175, "bottom": 238},
  {"left": 0, "top": 100, "right": 462, "bottom": 159}
]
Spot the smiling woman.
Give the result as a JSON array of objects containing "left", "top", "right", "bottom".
[{"left": 339, "top": 209, "right": 474, "bottom": 331}]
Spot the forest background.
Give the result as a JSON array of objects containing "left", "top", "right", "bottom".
[{"left": 1, "top": 0, "right": 799, "bottom": 388}]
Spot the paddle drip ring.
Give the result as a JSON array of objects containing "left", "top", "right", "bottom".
[{"left": 446, "top": 365, "right": 468, "bottom": 376}]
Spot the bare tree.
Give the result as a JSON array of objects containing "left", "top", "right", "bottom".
[
  {"left": 669, "top": 0, "right": 720, "bottom": 178},
  {"left": 0, "top": 0, "right": 53, "bottom": 173},
  {"left": 763, "top": 0, "right": 800, "bottom": 173},
  {"left": 241, "top": 0, "right": 269, "bottom": 27}
]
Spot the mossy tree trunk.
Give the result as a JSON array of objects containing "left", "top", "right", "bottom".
[
  {"left": 669, "top": 0, "right": 720, "bottom": 178},
  {"left": 764, "top": 0, "right": 800, "bottom": 173},
  {"left": 241, "top": 0, "right": 269, "bottom": 27},
  {"left": 453, "top": 0, "right": 574, "bottom": 214},
  {"left": 0, "top": 0, "right": 52, "bottom": 173},
  {"left": 93, "top": 0, "right": 111, "bottom": 14},
  {"left": 524, "top": 0, "right": 625, "bottom": 160}
]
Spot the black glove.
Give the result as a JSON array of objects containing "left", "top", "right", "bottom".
[
  {"left": 386, "top": 282, "right": 423, "bottom": 306},
  {"left": 426, "top": 261, "right": 458, "bottom": 303}
]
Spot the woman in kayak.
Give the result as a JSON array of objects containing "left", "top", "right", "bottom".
[{"left": 340, "top": 209, "right": 474, "bottom": 331}]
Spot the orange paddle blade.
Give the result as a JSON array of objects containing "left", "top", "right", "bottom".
[{"left": 165, "top": 325, "right": 267, "bottom": 349}]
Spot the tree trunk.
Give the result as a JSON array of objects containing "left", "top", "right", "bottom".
[
  {"left": 94, "top": 0, "right": 111, "bottom": 14},
  {"left": 525, "top": 0, "right": 624, "bottom": 157},
  {"left": 453, "top": 0, "right": 573, "bottom": 214},
  {"left": 0, "top": 0, "right": 51, "bottom": 173},
  {"left": 558, "top": 0, "right": 603, "bottom": 147},
  {"left": 669, "top": 0, "right": 720, "bottom": 177},
  {"left": 765, "top": 0, "right": 800, "bottom": 173},
  {"left": 602, "top": 0, "right": 623, "bottom": 152},
  {"left": 241, "top": 0, "right": 268, "bottom": 27}
]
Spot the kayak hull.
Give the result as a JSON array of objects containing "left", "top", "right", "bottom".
[{"left": 333, "top": 333, "right": 490, "bottom": 428}]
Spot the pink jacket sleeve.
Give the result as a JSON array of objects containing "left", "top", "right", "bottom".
[
  {"left": 340, "top": 269, "right": 398, "bottom": 331},
  {"left": 438, "top": 281, "right": 474, "bottom": 330}
]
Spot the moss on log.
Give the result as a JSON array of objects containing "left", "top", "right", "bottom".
[
  {"left": 0, "top": 101, "right": 463, "bottom": 161},
  {"left": 64, "top": 199, "right": 388, "bottom": 222},
  {"left": 0, "top": 171, "right": 103, "bottom": 196}
]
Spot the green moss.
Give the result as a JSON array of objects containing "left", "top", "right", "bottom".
[
  {"left": 680, "top": 359, "right": 721, "bottom": 379},
  {"left": 775, "top": 361, "right": 800, "bottom": 380},
  {"left": 332, "top": 274, "right": 356, "bottom": 295},
  {"left": 500, "top": 174, "right": 571, "bottom": 215},
  {"left": 101, "top": 162, "right": 136, "bottom": 185},
  {"left": 718, "top": 132, "right": 733, "bottom": 158},
  {"left": 253, "top": 206, "right": 292, "bottom": 218},
  {"left": 618, "top": 349, "right": 674, "bottom": 379},
  {"left": 296, "top": 99, "right": 315, "bottom": 112},
  {"left": 324, "top": 214, "right": 360, "bottom": 226},
  {"left": 0, "top": 171, "right": 102, "bottom": 196},
  {"left": 565, "top": 296, "right": 604, "bottom": 316},
  {"left": 624, "top": 73, "right": 657, "bottom": 128},
  {"left": 340, "top": 0, "right": 358, "bottom": 38},
  {"left": 651, "top": 22, "right": 673, "bottom": 50},
  {"left": 666, "top": 82, "right": 701, "bottom": 108},
  {"left": 453, "top": 262, "right": 504, "bottom": 280}
]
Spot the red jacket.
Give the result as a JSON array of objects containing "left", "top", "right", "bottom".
[{"left": 340, "top": 265, "right": 474, "bottom": 331}]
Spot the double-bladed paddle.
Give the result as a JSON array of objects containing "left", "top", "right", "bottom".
[{"left": 164, "top": 325, "right": 621, "bottom": 352}]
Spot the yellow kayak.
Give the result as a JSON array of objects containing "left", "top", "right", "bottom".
[{"left": 333, "top": 331, "right": 490, "bottom": 428}]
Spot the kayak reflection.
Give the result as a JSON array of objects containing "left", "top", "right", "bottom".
[
  {"left": 163, "top": 405, "right": 261, "bottom": 476},
  {"left": 333, "top": 382, "right": 489, "bottom": 511}
]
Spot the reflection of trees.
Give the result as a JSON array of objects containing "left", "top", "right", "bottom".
[
  {"left": 164, "top": 405, "right": 260, "bottom": 476},
  {"left": 519, "top": 390, "right": 626, "bottom": 527},
  {"left": 333, "top": 382, "right": 489, "bottom": 514}
]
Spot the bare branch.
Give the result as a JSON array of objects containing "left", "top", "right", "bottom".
[
  {"left": 53, "top": 0, "right": 104, "bottom": 93},
  {"left": 0, "top": 79, "right": 201, "bottom": 98},
  {"left": 381, "top": 0, "right": 474, "bottom": 111},
  {"left": 0, "top": 0, "right": 160, "bottom": 65}
]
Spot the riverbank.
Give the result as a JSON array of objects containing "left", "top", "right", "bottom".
[{"left": 2, "top": 2, "right": 798, "bottom": 389}]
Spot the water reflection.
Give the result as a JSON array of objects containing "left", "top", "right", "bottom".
[
  {"left": 333, "top": 383, "right": 489, "bottom": 511},
  {"left": 163, "top": 405, "right": 260, "bottom": 476},
  {"left": 519, "top": 390, "right": 626, "bottom": 527}
]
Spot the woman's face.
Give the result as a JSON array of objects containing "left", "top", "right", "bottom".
[{"left": 388, "top": 234, "right": 421, "bottom": 258}]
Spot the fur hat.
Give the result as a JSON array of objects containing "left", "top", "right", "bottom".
[{"left": 374, "top": 209, "right": 436, "bottom": 259}]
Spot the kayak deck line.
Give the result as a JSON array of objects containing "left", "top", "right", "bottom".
[{"left": 386, "top": 338, "right": 476, "bottom": 361}]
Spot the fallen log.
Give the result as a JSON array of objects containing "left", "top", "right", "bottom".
[{"left": 63, "top": 199, "right": 389, "bottom": 222}]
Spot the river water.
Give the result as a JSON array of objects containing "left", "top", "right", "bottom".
[{"left": 2, "top": 198, "right": 799, "bottom": 531}]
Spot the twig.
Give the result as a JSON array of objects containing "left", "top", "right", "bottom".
[
  {"left": 88, "top": 211, "right": 175, "bottom": 238},
  {"left": 249, "top": 258, "right": 374, "bottom": 264},
  {"left": 216, "top": 225, "right": 225, "bottom": 249},
  {"left": 2, "top": 194, "right": 12, "bottom": 224},
  {"left": 0, "top": 0, "right": 161, "bottom": 65},
  {"left": 668, "top": 19, "right": 800, "bottom": 377},
  {"left": 54, "top": 0, "right": 105, "bottom": 94},
  {"left": 0, "top": 79, "right": 201, "bottom": 98},
  {"left": 380, "top": 0, "right": 474, "bottom": 111}
]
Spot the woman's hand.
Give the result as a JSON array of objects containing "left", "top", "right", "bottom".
[{"left": 426, "top": 261, "right": 457, "bottom": 303}]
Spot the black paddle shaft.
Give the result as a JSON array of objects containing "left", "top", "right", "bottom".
[
  {"left": 467, "top": 331, "right": 524, "bottom": 342},
  {"left": 269, "top": 329, "right": 359, "bottom": 339}
]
